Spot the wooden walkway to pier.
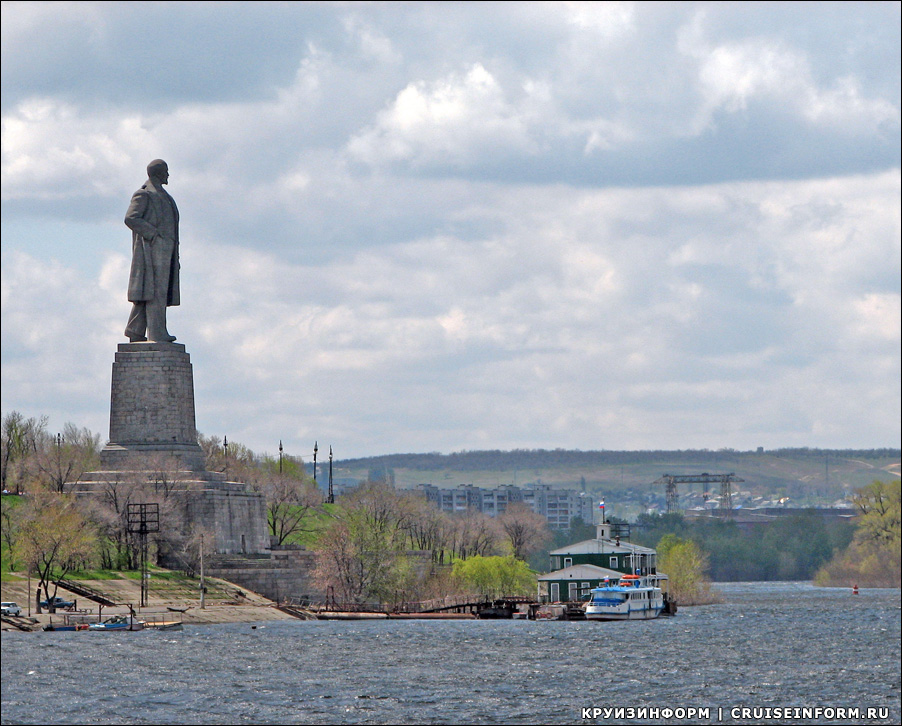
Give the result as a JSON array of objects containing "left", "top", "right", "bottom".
[{"left": 279, "top": 595, "right": 536, "bottom": 620}]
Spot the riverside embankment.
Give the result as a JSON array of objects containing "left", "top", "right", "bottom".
[{"left": 0, "top": 571, "right": 296, "bottom": 631}]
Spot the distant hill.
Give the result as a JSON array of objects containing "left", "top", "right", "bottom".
[
  {"left": 339, "top": 447, "right": 899, "bottom": 473},
  {"left": 333, "top": 448, "right": 901, "bottom": 519}
]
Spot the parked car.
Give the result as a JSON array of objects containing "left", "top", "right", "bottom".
[
  {"left": 1, "top": 601, "right": 23, "bottom": 616},
  {"left": 40, "top": 596, "right": 75, "bottom": 610}
]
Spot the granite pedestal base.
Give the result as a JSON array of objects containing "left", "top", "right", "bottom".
[{"left": 100, "top": 341, "right": 205, "bottom": 472}]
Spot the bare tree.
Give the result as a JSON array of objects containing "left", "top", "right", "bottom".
[
  {"left": 142, "top": 453, "right": 191, "bottom": 501},
  {"left": 181, "top": 523, "right": 216, "bottom": 579},
  {"left": 258, "top": 471, "right": 322, "bottom": 546},
  {"left": 498, "top": 502, "right": 551, "bottom": 561},
  {"left": 198, "top": 433, "right": 256, "bottom": 480},
  {"left": 313, "top": 482, "right": 427, "bottom": 607},
  {"left": 1, "top": 501, "right": 23, "bottom": 569},
  {"left": 449, "top": 508, "right": 501, "bottom": 560},
  {"left": 30, "top": 422, "right": 100, "bottom": 492},
  {"left": 403, "top": 496, "right": 452, "bottom": 563},
  {"left": 81, "top": 463, "right": 187, "bottom": 570},
  {"left": 312, "top": 519, "right": 371, "bottom": 605},
  {"left": 1, "top": 411, "right": 47, "bottom": 492}
]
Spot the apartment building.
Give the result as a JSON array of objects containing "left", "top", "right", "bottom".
[{"left": 415, "top": 482, "right": 595, "bottom": 531}]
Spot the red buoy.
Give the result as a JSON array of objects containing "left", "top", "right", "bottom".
[{"left": 852, "top": 584, "right": 859, "bottom": 595}]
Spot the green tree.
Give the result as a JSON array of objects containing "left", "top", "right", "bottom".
[
  {"left": 852, "top": 480, "right": 901, "bottom": 544},
  {"left": 657, "top": 534, "right": 718, "bottom": 605},
  {"left": 635, "top": 511, "right": 853, "bottom": 582},
  {"left": 452, "top": 555, "right": 535, "bottom": 600},
  {"left": 815, "top": 480, "right": 901, "bottom": 588},
  {"left": 15, "top": 491, "right": 96, "bottom": 611}
]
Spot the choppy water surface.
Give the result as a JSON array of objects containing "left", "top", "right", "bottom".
[{"left": 2, "top": 582, "right": 899, "bottom": 725}]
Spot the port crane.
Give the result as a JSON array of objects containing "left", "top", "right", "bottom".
[{"left": 653, "top": 473, "right": 745, "bottom": 514}]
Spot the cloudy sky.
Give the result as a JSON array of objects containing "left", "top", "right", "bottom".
[{"left": 2, "top": 2, "right": 900, "bottom": 460}]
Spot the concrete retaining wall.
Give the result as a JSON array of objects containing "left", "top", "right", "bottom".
[{"left": 205, "top": 546, "right": 318, "bottom": 602}]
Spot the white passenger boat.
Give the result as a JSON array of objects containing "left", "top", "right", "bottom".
[{"left": 584, "top": 574, "right": 664, "bottom": 621}]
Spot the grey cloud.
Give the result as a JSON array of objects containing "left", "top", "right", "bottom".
[
  {"left": 0, "top": 3, "right": 345, "bottom": 112},
  {"left": 1, "top": 3, "right": 899, "bottom": 456}
]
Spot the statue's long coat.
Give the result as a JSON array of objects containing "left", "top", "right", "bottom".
[{"left": 125, "top": 180, "right": 180, "bottom": 305}]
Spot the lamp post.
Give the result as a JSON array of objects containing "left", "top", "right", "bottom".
[
  {"left": 328, "top": 446, "right": 334, "bottom": 504},
  {"left": 279, "top": 440, "right": 283, "bottom": 475},
  {"left": 223, "top": 435, "right": 229, "bottom": 479},
  {"left": 313, "top": 441, "right": 318, "bottom": 484},
  {"left": 56, "top": 433, "right": 63, "bottom": 492}
]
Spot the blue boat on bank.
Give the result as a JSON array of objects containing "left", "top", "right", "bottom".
[{"left": 88, "top": 614, "right": 144, "bottom": 631}]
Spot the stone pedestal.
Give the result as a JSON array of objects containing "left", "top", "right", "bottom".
[
  {"left": 100, "top": 342, "right": 205, "bottom": 472},
  {"left": 74, "top": 340, "right": 271, "bottom": 557}
]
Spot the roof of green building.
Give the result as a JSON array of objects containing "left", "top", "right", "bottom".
[
  {"left": 538, "top": 563, "right": 624, "bottom": 582},
  {"left": 549, "top": 537, "right": 656, "bottom": 557}
]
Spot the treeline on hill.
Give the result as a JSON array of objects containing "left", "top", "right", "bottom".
[{"left": 339, "top": 447, "right": 900, "bottom": 472}]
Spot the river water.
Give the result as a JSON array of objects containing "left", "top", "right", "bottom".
[{"left": 1, "top": 582, "right": 899, "bottom": 725}]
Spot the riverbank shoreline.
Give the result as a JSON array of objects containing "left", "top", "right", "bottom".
[{"left": 1, "top": 572, "right": 297, "bottom": 631}]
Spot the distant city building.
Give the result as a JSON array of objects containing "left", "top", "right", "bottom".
[{"left": 415, "top": 482, "right": 596, "bottom": 531}]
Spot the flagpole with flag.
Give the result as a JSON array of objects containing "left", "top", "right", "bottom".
[{"left": 598, "top": 498, "right": 605, "bottom": 524}]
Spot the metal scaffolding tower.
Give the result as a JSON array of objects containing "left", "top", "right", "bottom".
[
  {"left": 653, "top": 473, "right": 745, "bottom": 515},
  {"left": 127, "top": 503, "right": 160, "bottom": 607}
]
